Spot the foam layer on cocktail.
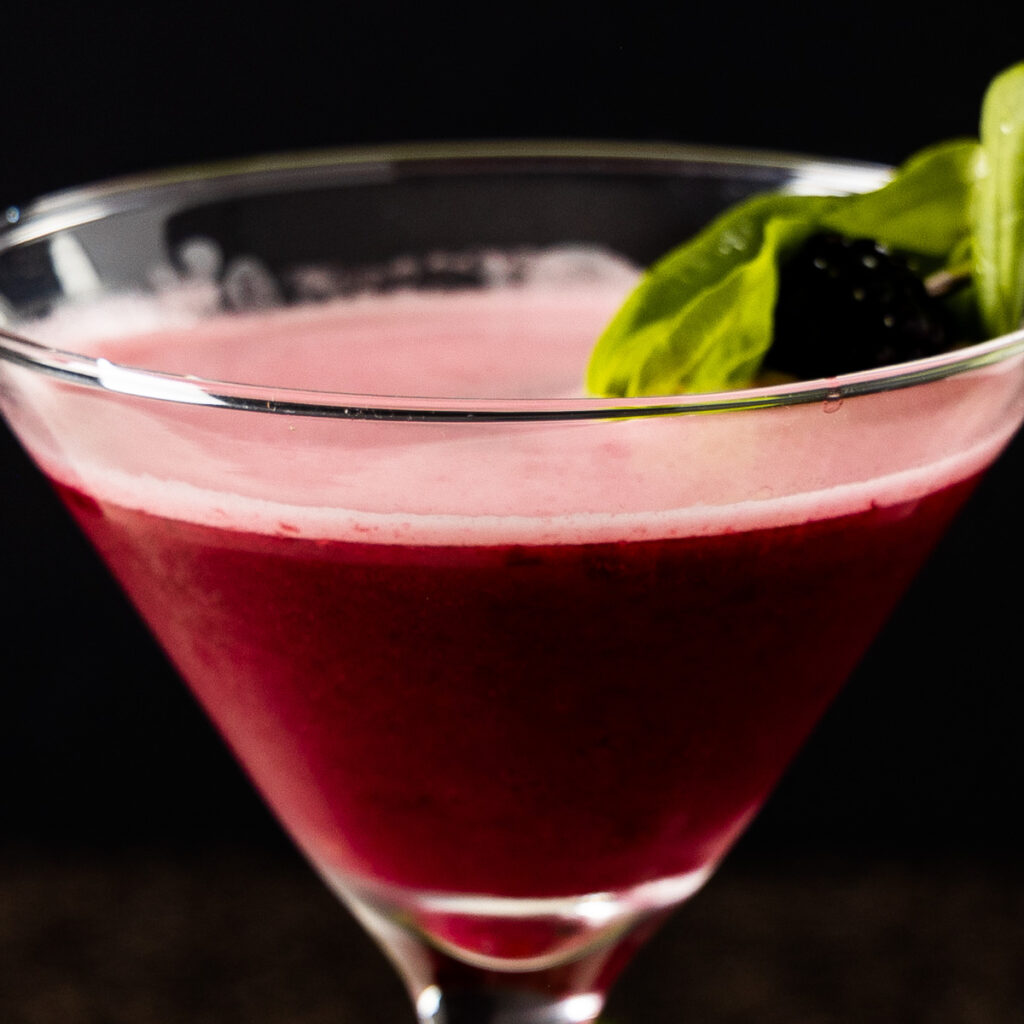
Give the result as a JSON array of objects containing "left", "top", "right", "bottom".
[{"left": 16, "top": 280, "right": 1023, "bottom": 547}]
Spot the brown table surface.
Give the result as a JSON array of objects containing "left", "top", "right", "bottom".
[{"left": 2, "top": 846, "right": 1021, "bottom": 1024}]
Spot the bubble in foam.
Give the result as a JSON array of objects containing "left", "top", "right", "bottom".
[
  {"left": 176, "top": 237, "right": 224, "bottom": 281},
  {"left": 516, "top": 246, "right": 641, "bottom": 289},
  {"left": 22, "top": 281, "right": 222, "bottom": 348}
]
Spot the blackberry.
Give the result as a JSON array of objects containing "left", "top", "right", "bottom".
[{"left": 767, "top": 232, "right": 954, "bottom": 379}]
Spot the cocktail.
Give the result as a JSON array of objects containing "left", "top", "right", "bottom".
[{"left": 2, "top": 140, "right": 1022, "bottom": 1022}]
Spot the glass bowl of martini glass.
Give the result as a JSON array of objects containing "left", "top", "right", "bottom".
[{"left": 1, "top": 143, "right": 1023, "bottom": 1024}]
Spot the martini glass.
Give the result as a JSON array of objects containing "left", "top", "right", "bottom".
[{"left": 1, "top": 143, "right": 1022, "bottom": 1024}]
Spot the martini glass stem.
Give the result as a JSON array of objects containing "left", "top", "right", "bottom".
[
  {"left": 349, "top": 892, "right": 670, "bottom": 1024},
  {"left": 414, "top": 959, "right": 606, "bottom": 1024}
]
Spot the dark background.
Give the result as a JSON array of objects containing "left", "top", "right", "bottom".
[{"left": 2, "top": 4, "right": 1022, "bottom": 865}]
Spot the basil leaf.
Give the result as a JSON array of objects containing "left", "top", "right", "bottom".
[
  {"left": 587, "top": 140, "right": 975, "bottom": 397},
  {"left": 586, "top": 192, "right": 836, "bottom": 396},
  {"left": 974, "top": 62, "right": 1024, "bottom": 337},
  {"left": 589, "top": 210, "right": 825, "bottom": 396},
  {"left": 827, "top": 140, "right": 976, "bottom": 257}
]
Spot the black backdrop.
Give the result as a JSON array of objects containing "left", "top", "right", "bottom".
[{"left": 2, "top": 5, "right": 1023, "bottom": 861}]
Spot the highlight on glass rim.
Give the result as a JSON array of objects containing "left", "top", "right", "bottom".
[{"left": 1, "top": 61, "right": 1023, "bottom": 1024}]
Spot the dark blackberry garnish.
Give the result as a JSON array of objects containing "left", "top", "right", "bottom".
[{"left": 767, "top": 232, "right": 954, "bottom": 379}]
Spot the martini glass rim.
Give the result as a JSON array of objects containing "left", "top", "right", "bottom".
[{"left": 2, "top": 139, "right": 1023, "bottom": 423}]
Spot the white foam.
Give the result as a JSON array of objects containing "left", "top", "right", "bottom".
[
  {"left": 11, "top": 275, "right": 1024, "bottom": 546},
  {"left": 46, "top": 425, "right": 1009, "bottom": 547}
]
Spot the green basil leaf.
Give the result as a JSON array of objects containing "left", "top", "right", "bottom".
[
  {"left": 974, "top": 62, "right": 1024, "bottom": 337},
  {"left": 586, "top": 192, "right": 836, "bottom": 396},
  {"left": 590, "top": 212, "right": 824, "bottom": 396},
  {"left": 587, "top": 140, "right": 976, "bottom": 397},
  {"left": 826, "top": 140, "right": 976, "bottom": 257}
]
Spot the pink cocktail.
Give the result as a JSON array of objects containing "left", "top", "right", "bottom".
[{"left": 2, "top": 146, "right": 1023, "bottom": 1021}]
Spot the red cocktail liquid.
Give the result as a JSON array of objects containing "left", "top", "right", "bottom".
[{"left": 55, "top": 470, "right": 975, "bottom": 899}]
